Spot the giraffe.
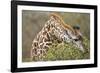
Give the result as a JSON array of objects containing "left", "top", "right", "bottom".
[{"left": 31, "top": 13, "right": 84, "bottom": 61}]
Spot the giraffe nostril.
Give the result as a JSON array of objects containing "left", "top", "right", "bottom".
[
  {"left": 64, "top": 37, "right": 67, "bottom": 41},
  {"left": 79, "top": 36, "right": 83, "bottom": 40}
]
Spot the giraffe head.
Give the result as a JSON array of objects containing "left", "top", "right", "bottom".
[{"left": 50, "top": 13, "right": 84, "bottom": 52}]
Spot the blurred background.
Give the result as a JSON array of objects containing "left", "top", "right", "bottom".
[{"left": 22, "top": 10, "right": 90, "bottom": 62}]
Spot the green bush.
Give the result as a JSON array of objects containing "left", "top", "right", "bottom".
[
  {"left": 23, "top": 37, "right": 90, "bottom": 62},
  {"left": 43, "top": 37, "right": 90, "bottom": 61}
]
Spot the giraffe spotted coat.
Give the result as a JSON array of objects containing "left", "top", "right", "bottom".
[{"left": 31, "top": 13, "right": 84, "bottom": 61}]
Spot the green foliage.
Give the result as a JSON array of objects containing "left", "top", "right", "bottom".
[
  {"left": 23, "top": 37, "right": 90, "bottom": 62},
  {"left": 43, "top": 37, "right": 90, "bottom": 61}
]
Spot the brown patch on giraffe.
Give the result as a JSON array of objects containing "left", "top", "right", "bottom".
[
  {"left": 33, "top": 42, "right": 38, "bottom": 47},
  {"left": 42, "top": 30, "right": 47, "bottom": 35},
  {"left": 46, "top": 24, "right": 51, "bottom": 31},
  {"left": 32, "top": 48, "right": 37, "bottom": 55},
  {"left": 46, "top": 42, "right": 52, "bottom": 45},
  {"left": 40, "top": 50, "right": 43, "bottom": 54},
  {"left": 43, "top": 45, "right": 49, "bottom": 49},
  {"left": 44, "top": 38, "right": 49, "bottom": 42}
]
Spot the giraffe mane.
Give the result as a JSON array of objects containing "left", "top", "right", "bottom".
[{"left": 50, "top": 13, "right": 75, "bottom": 34}]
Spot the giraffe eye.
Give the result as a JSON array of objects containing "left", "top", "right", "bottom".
[{"left": 74, "top": 39, "right": 79, "bottom": 41}]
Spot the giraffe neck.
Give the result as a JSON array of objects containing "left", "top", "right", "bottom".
[{"left": 31, "top": 15, "right": 72, "bottom": 61}]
